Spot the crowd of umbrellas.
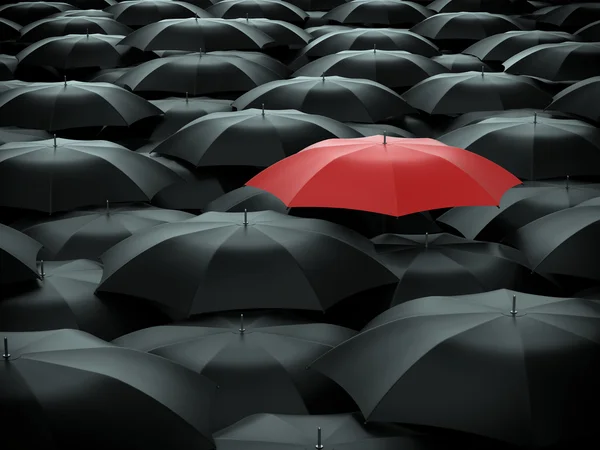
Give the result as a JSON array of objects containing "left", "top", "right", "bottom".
[{"left": 1, "top": 0, "right": 600, "bottom": 448}]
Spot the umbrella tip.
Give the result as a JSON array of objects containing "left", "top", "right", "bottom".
[
  {"left": 64, "top": 75, "right": 67, "bottom": 86},
  {"left": 243, "top": 208, "right": 248, "bottom": 225},
  {"left": 566, "top": 175, "right": 569, "bottom": 189},
  {"left": 382, "top": 131, "right": 386, "bottom": 145},
  {"left": 53, "top": 134, "right": 57, "bottom": 147},
  {"left": 2, "top": 337, "right": 9, "bottom": 360},
  {"left": 316, "top": 427, "right": 323, "bottom": 449},
  {"left": 106, "top": 199, "right": 110, "bottom": 214},
  {"left": 322, "top": 73, "right": 325, "bottom": 82},
  {"left": 185, "top": 91, "right": 189, "bottom": 103},
  {"left": 373, "top": 44, "right": 376, "bottom": 53},
  {"left": 510, "top": 294, "right": 518, "bottom": 316},
  {"left": 39, "top": 259, "right": 45, "bottom": 279},
  {"left": 533, "top": 112, "right": 537, "bottom": 124},
  {"left": 261, "top": 103, "right": 265, "bottom": 115},
  {"left": 239, "top": 313, "right": 245, "bottom": 333},
  {"left": 481, "top": 65, "right": 484, "bottom": 76}
]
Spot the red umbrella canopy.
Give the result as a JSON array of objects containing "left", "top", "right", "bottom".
[{"left": 246, "top": 136, "right": 521, "bottom": 217}]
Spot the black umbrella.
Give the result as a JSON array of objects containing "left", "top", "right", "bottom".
[
  {"left": 0, "top": 54, "right": 16, "bottom": 80},
  {"left": 113, "top": 321, "right": 358, "bottom": 430},
  {"left": 504, "top": 205, "right": 600, "bottom": 282},
  {"left": 207, "top": 0, "right": 308, "bottom": 24},
  {"left": 292, "top": 49, "right": 448, "bottom": 91},
  {"left": 16, "top": 34, "right": 149, "bottom": 70},
  {"left": 210, "top": 50, "right": 290, "bottom": 77},
  {"left": 118, "top": 17, "right": 275, "bottom": 51},
  {"left": 87, "top": 66, "right": 130, "bottom": 82},
  {"left": 304, "top": 24, "right": 352, "bottom": 38},
  {"left": 437, "top": 115, "right": 600, "bottom": 179},
  {"left": 19, "top": 16, "right": 132, "bottom": 42},
  {"left": 14, "top": 203, "right": 194, "bottom": 261},
  {"left": 105, "top": 0, "right": 214, "bottom": 28},
  {"left": 437, "top": 181, "right": 600, "bottom": 242},
  {"left": 0, "top": 329, "right": 216, "bottom": 450},
  {"left": 322, "top": 0, "right": 433, "bottom": 27},
  {"left": 463, "top": 30, "right": 577, "bottom": 63},
  {"left": 152, "top": 108, "right": 361, "bottom": 168},
  {"left": 428, "top": 0, "right": 525, "bottom": 13},
  {"left": 309, "top": 290, "right": 600, "bottom": 447},
  {"left": 0, "top": 138, "right": 179, "bottom": 213},
  {"left": 402, "top": 71, "right": 552, "bottom": 115},
  {"left": 0, "top": 80, "right": 163, "bottom": 130},
  {"left": 503, "top": 42, "right": 600, "bottom": 82},
  {"left": 546, "top": 76, "right": 600, "bottom": 122},
  {"left": 97, "top": 211, "right": 397, "bottom": 317},
  {"left": 284, "top": 0, "right": 346, "bottom": 11},
  {"left": 431, "top": 53, "right": 492, "bottom": 72},
  {"left": 0, "top": 223, "right": 41, "bottom": 285},
  {"left": 0, "top": 80, "right": 28, "bottom": 94},
  {"left": 289, "top": 28, "right": 439, "bottom": 71},
  {"left": 0, "top": 2, "right": 77, "bottom": 26},
  {"left": 204, "top": 185, "right": 288, "bottom": 213},
  {"left": 0, "top": 126, "right": 51, "bottom": 144},
  {"left": 536, "top": 3, "right": 600, "bottom": 32},
  {"left": 575, "top": 19, "right": 600, "bottom": 42},
  {"left": 49, "top": 9, "right": 113, "bottom": 18},
  {"left": 371, "top": 232, "right": 557, "bottom": 305},
  {"left": 0, "top": 259, "right": 169, "bottom": 340},
  {"left": 115, "top": 51, "right": 283, "bottom": 95},
  {"left": 149, "top": 96, "right": 233, "bottom": 141},
  {"left": 346, "top": 122, "right": 414, "bottom": 137},
  {"left": 0, "top": 17, "right": 21, "bottom": 40},
  {"left": 231, "top": 18, "right": 312, "bottom": 48},
  {"left": 233, "top": 76, "right": 415, "bottom": 123}
]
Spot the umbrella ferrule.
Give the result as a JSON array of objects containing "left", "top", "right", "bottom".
[
  {"left": 510, "top": 295, "right": 517, "bottom": 315},
  {"left": 243, "top": 208, "right": 248, "bottom": 225},
  {"left": 185, "top": 92, "right": 189, "bottom": 103},
  {"left": 239, "top": 314, "right": 245, "bottom": 333},
  {"left": 106, "top": 200, "right": 110, "bottom": 215},
  {"left": 2, "top": 337, "right": 9, "bottom": 360},
  {"left": 316, "top": 427, "right": 323, "bottom": 449},
  {"left": 39, "top": 260, "right": 45, "bottom": 279}
]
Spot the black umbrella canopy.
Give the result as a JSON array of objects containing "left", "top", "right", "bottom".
[
  {"left": 304, "top": 24, "right": 353, "bottom": 38},
  {"left": 0, "top": 259, "right": 169, "bottom": 340},
  {"left": 0, "top": 17, "right": 21, "bottom": 40},
  {"left": 0, "top": 81, "right": 163, "bottom": 130},
  {"left": 284, "top": 0, "right": 346, "bottom": 11},
  {"left": 0, "top": 223, "right": 41, "bottom": 285},
  {"left": 149, "top": 96, "right": 233, "bottom": 141},
  {"left": 0, "top": 138, "right": 179, "bottom": 213},
  {"left": 16, "top": 34, "right": 149, "bottom": 70},
  {"left": 49, "top": 9, "right": 114, "bottom": 18},
  {"left": 346, "top": 122, "right": 415, "bottom": 137},
  {"left": 437, "top": 182, "right": 600, "bottom": 242},
  {"left": 575, "top": 19, "right": 600, "bottom": 41},
  {"left": 0, "top": 329, "right": 217, "bottom": 450},
  {"left": 431, "top": 54, "right": 492, "bottom": 72},
  {"left": 204, "top": 185, "right": 289, "bottom": 213},
  {"left": 0, "top": 126, "right": 52, "bottom": 144},
  {"left": 547, "top": 76, "right": 600, "bottom": 122},
  {"left": 13, "top": 203, "right": 194, "bottom": 261},
  {"left": 0, "top": 54, "right": 16, "bottom": 80},
  {"left": 113, "top": 321, "right": 358, "bottom": 430},
  {"left": 437, "top": 115, "right": 600, "bottom": 180},
  {"left": 115, "top": 51, "right": 283, "bottom": 95},
  {"left": 536, "top": 3, "right": 600, "bottom": 32},
  {"left": 118, "top": 17, "right": 275, "bottom": 52},
  {"left": 231, "top": 18, "right": 312, "bottom": 48},
  {"left": 86, "top": 66, "right": 130, "bottom": 82},
  {"left": 428, "top": 0, "right": 525, "bottom": 13},
  {"left": 504, "top": 205, "right": 600, "bottom": 282},
  {"left": 402, "top": 71, "right": 552, "bottom": 115},
  {"left": 207, "top": 0, "right": 308, "bottom": 24},
  {"left": 233, "top": 76, "right": 415, "bottom": 123},
  {"left": 18, "top": 16, "right": 133, "bottom": 42},
  {"left": 0, "top": 2, "right": 78, "bottom": 26},
  {"left": 292, "top": 49, "right": 449, "bottom": 91},
  {"left": 209, "top": 50, "right": 290, "bottom": 77},
  {"left": 463, "top": 30, "right": 577, "bottom": 63},
  {"left": 288, "top": 28, "right": 440, "bottom": 71},
  {"left": 309, "top": 290, "right": 600, "bottom": 447},
  {"left": 105, "top": 0, "right": 214, "bottom": 28},
  {"left": 322, "top": 0, "right": 434, "bottom": 27},
  {"left": 371, "top": 232, "right": 557, "bottom": 305},
  {"left": 152, "top": 108, "right": 361, "bottom": 168},
  {"left": 503, "top": 42, "right": 600, "bottom": 82},
  {"left": 97, "top": 211, "right": 397, "bottom": 317}
]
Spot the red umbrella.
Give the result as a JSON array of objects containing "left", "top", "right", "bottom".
[{"left": 246, "top": 135, "right": 521, "bottom": 216}]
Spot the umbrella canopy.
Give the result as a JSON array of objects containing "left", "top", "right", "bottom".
[
  {"left": 0, "top": 17, "right": 21, "bottom": 40},
  {"left": 284, "top": 0, "right": 345, "bottom": 11},
  {"left": 504, "top": 205, "right": 600, "bottom": 282},
  {"left": 346, "top": 122, "right": 414, "bottom": 137},
  {"left": 97, "top": 211, "right": 397, "bottom": 317},
  {"left": 431, "top": 53, "right": 492, "bottom": 72},
  {"left": 16, "top": 34, "right": 149, "bottom": 70},
  {"left": 0, "top": 2, "right": 78, "bottom": 26},
  {"left": 19, "top": 16, "right": 132, "bottom": 42},
  {"left": 322, "top": 0, "right": 433, "bottom": 27},
  {"left": 437, "top": 181, "right": 600, "bottom": 242},
  {"left": 0, "top": 329, "right": 216, "bottom": 450},
  {"left": 437, "top": 115, "right": 600, "bottom": 179},
  {"left": 149, "top": 96, "right": 233, "bottom": 141},
  {"left": 546, "top": 76, "right": 600, "bottom": 122},
  {"left": 304, "top": 24, "right": 353, "bottom": 38},
  {"left": 233, "top": 76, "right": 415, "bottom": 123},
  {"left": 289, "top": 28, "right": 439, "bottom": 71},
  {"left": 402, "top": 71, "right": 553, "bottom": 115},
  {"left": 372, "top": 232, "right": 558, "bottom": 305},
  {"left": 463, "top": 30, "right": 577, "bottom": 63},
  {"left": 115, "top": 51, "right": 283, "bottom": 95},
  {"left": 14, "top": 203, "right": 194, "bottom": 260},
  {"left": 0, "top": 259, "right": 169, "bottom": 340},
  {"left": 204, "top": 185, "right": 288, "bottom": 213},
  {"left": 231, "top": 18, "right": 311, "bottom": 47},
  {"left": 0, "top": 54, "right": 16, "bottom": 80},
  {"left": 152, "top": 108, "right": 361, "bottom": 168},
  {"left": 0, "top": 81, "right": 162, "bottom": 130},
  {"left": 113, "top": 321, "right": 358, "bottom": 430},
  {"left": 428, "top": 0, "right": 524, "bottom": 13},
  {"left": 536, "top": 3, "right": 600, "bottom": 32},
  {"left": 118, "top": 17, "right": 275, "bottom": 51},
  {"left": 0, "top": 223, "right": 42, "bottom": 285},
  {"left": 207, "top": 0, "right": 308, "bottom": 24},
  {"left": 0, "top": 126, "right": 51, "bottom": 144},
  {"left": 575, "top": 19, "right": 600, "bottom": 42},
  {"left": 503, "top": 42, "right": 600, "bottom": 82},
  {"left": 50, "top": 9, "right": 114, "bottom": 18},
  {"left": 0, "top": 138, "right": 179, "bottom": 213},
  {"left": 105, "top": 0, "right": 214, "bottom": 27},
  {"left": 292, "top": 49, "right": 448, "bottom": 91},
  {"left": 246, "top": 136, "right": 521, "bottom": 217},
  {"left": 309, "top": 290, "right": 600, "bottom": 447}
]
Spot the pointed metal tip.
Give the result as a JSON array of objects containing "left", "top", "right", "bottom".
[
  {"left": 239, "top": 313, "right": 245, "bottom": 333},
  {"left": 39, "top": 259, "right": 45, "bottom": 279},
  {"left": 261, "top": 103, "right": 265, "bottom": 116},
  {"left": 382, "top": 131, "right": 386, "bottom": 145},
  {"left": 243, "top": 208, "right": 248, "bottom": 225},
  {"left": 3, "top": 336, "right": 10, "bottom": 360},
  {"left": 510, "top": 294, "right": 517, "bottom": 316}
]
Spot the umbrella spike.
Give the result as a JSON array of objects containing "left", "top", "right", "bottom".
[
  {"left": 322, "top": 72, "right": 325, "bottom": 82},
  {"left": 316, "top": 427, "right": 323, "bottom": 449},
  {"left": 566, "top": 175, "right": 569, "bottom": 189},
  {"left": 64, "top": 75, "right": 67, "bottom": 87},
  {"left": 373, "top": 44, "right": 376, "bottom": 53},
  {"left": 53, "top": 134, "right": 57, "bottom": 148},
  {"left": 243, "top": 208, "right": 248, "bottom": 225},
  {"left": 425, "top": 232, "right": 428, "bottom": 248},
  {"left": 481, "top": 65, "right": 484, "bottom": 76},
  {"left": 239, "top": 313, "right": 245, "bottom": 333},
  {"left": 510, "top": 294, "right": 517, "bottom": 316},
  {"left": 106, "top": 200, "right": 109, "bottom": 215},
  {"left": 39, "top": 260, "right": 45, "bottom": 279},
  {"left": 185, "top": 92, "right": 189, "bottom": 103},
  {"left": 262, "top": 103, "right": 265, "bottom": 116},
  {"left": 2, "top": 337, "right": 9, "bottom": 360},
  {"left": 246, "top": 13, "right": 249, "bottom": 21},
  {"left": 383, "top": 131, "right": 386, "bottom": 145},
  {"left": 533, "top": 112, "right": 537, "bottom": 124}
]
